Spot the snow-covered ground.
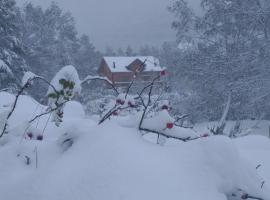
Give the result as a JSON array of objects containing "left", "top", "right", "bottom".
[{"left": 0, "top": 91, "right": 269, "bottom": 200}]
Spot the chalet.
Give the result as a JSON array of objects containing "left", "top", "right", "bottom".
[{"left": 97, "top": 56, "right": 165, "bottom": 87}]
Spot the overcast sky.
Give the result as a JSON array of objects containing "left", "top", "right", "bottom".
[{"left": 16, "top": 0, "right": 201, "bottom": 51}]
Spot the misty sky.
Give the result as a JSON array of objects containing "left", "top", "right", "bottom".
[{"left": 16, "top": 0, "right": 201, "bottom": 51}]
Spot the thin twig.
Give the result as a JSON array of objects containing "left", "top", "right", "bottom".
[
  {"left": 125, "top": 80, "right": 134, "bottom": 99},
  {"left": 125, "top": 58, "right": 148, "bottom": 99},
  {"left": 29, "top": 101, "right": 68, "bottom": 124}
]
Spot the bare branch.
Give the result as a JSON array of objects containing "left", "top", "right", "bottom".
[
  {"left": 125, "top": 79, "right": 134, "bottom": 99},
  {"left": 29, "top": 100, "right": 68, "bottom": 124},
  {"left": 137, "top": 75, "right": 161, "bottom": 99},
  {"left": 139, "top": 127, "right": 200, "bottom": 142},
  {"left": 98, "top": 105, "right": 131, "bottom": 125},
  {"left": 124, "top": 58, "right": 149, "bottom": 99}
]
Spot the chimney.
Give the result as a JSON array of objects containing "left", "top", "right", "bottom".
[{"left": 113, "top": 62, "right": 116, "bottom": 68}]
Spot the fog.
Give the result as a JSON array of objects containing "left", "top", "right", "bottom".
[{"left": 17, "top": 0, "right": 201, "bottom": 51}]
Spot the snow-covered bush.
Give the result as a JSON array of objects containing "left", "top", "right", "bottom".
[{"left": 47, "top": 65, "right": 81, "bottom": 126}]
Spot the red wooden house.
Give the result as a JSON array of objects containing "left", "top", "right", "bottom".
[{"left": 97, "top": 56, "right": 165, "bottom": 87}]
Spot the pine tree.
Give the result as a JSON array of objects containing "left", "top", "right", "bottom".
[{"left": 0, "top": 0, "right": 26, "bottom": 88}]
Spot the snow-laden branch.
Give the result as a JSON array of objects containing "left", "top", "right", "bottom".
[
  {"left": 136, "top": 75, "right": 198, "bottom": 142},
  {"left": 81, "top": 75, "right": 119, "bottom": 95}
]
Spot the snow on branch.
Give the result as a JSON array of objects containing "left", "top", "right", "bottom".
[
  {"left": 137, "top": 76, "right": 199, "bottom": 142},
  {"left": 81, "top": 75, "right": 119, "bottom": 95}
]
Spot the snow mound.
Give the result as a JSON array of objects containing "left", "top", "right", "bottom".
[
  {"left": 0, "top": 93, "right": 269, "bottom": 200},
  {"left": 63, "top": 101, "right": 85, "bottom": 120},
  {"left": 0, "top": 121, "right": 269, "bottom": 200}
]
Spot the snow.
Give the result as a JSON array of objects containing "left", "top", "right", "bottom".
[
  {"left": 21, "top": 71, "right": 40, "bottom": 86},
  {"left": 194, "top": 120, "right": 270, "bottom": 138},
  {"left": 142, "top": 110, "right": 198, "bottom": 139},
  {"left": 0, "top": 91, "right": 270, "bottom": 200},
  {"left": 81, "top": 75, "right": 112, "bottom": 84},
  {"left": 103, "top": 56, "right": 164, "bottom": 72},
  {"left": 63, "top": 101, "right": 85, "bottom": 120}
]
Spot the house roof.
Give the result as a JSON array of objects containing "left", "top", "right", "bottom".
[{"left": 103, "top": 56, "right": 164, "bottom": 72}]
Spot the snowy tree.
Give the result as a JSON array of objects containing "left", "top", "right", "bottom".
[
  {"left": 75, "top": 34, "right": 101, "bottom": 76},
  {"left": 19, "top": 2, "right": 101, "bottom": 101},
  {"left": 104, "top": 46, "right": 116, "bottom": 56},
  {"left": 0, "top": 0, "right": 26, "bottom": 88},
  {"left": 116, "top": 48, "right": 125, "bottom": 56},
  {"left": 168, "top": 0, "right": 270, "bottom": 121},
  {"left": 125, "top": 45, "right": 135, "bottom": 56}
]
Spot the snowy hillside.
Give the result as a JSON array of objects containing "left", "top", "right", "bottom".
[{"left": 0, "top": 91, "right": 269, "bottom": 200}]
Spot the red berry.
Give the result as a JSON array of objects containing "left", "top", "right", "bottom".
[
  {"left": 116, "top": 99, "right": 122, "bottom": 104},
  {"left": 241, "top": 194, "right": 248, "bottom": 199},
  {"left": 161, "top": 105, "right": 169, "bottom": 110},
  {"left": 201, "top": 133, "right": 209, "bottom": 138},
  {"left": 128, "top": 101, "right": 135, "bottom": 108},
  {"left": 166, "top": 122, "right": 174, "bottom": 129},
  {"left": 113, "top": 111, "right": 118, "bottom": 116},
  {"left": 36, "top": 135, "right": 43, "bottom": 141},
  {"left": 27, "top": 132, "right": 33, "bottom": 139},
  {"left": 116, "top": 99, "right": 125, "bottom": 105},
  {"left": 160, "top": 70, "right": 166, "bottom": 76}
]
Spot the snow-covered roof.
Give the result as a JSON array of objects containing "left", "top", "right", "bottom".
[{"left": 103, "top": 56, "right": 164, "bottom": 72}]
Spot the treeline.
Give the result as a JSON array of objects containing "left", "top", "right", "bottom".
[
  {"left": 2, "top": 0, "right": 270, "bottom": 121},
  {"left": 165, "top": 0, "right": 270, "bottom": 121},
  {"left": 0, "top": 0, "right": 101, "bottom": 96}
]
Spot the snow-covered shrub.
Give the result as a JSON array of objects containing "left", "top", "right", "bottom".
[{"left": 47, "top": 65, "right": 81, "bottom": 126}]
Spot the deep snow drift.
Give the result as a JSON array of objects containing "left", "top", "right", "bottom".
[{"left": 0, "top": 91, "right": 269, "bottom": 200}]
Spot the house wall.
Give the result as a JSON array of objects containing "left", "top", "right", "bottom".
[
  {"left": 112, "top": 71, "right": 162, "bottom": 87},
  {"left": 112, "top": 72, "right": 134, "bottom": 84},
  {"left": 98, "top": 59, "right": 113, "bottom": 81},
  {"left": 138, "top": 71, "right": 161, "bottom": 81}
]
